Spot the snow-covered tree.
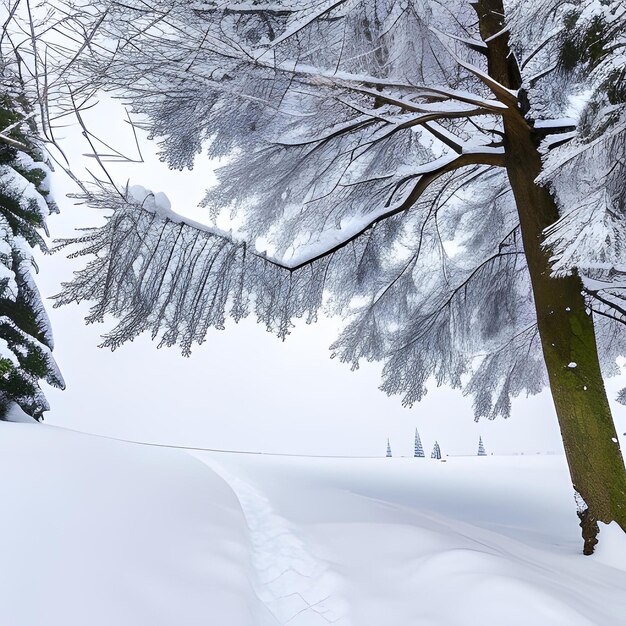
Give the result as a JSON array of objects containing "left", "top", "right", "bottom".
[
  {"left": 55, "top": 0, "right": 626, "bottom": 552},
  {"left": 431, "top": 441, "right": 441, "bottom": 460},
  {"left": 414, "top": 429, "right": 425, "bottom": 458},
  {"left": 386, "top": 438, "right": 392, "bottom": 458},
  {"left": 0, "top": 62, "right": 64, "bottom": 419},
  {"left": 477, "top": 436, "right": 487, "bottom": 456}
]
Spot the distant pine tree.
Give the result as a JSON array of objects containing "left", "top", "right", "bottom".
[
  {"left": 431, "top": 441, "right": 441, "bottom": 460},
  {"left": 477, "top": 436, "right": 487, "bottom": 456},
  {"left": 386, "top": 439, "right": 392, "bottom": 458},
  {"left": 414, "top": 429, "right": 424, "bottom": 458}
]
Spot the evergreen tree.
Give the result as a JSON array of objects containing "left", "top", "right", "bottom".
[
  {"left": 386, "top": 439, "right": 392, "bottom": 458},
  {"left": 0, "top": 60, "right": 64, "bottom": 419},
  {"left": 414, "top": 429, "right": 424, "bottom": 458},
  {"left": 478, "top": 436, "right": 487, "bottom": 457},
  {"left": 431, "top": 442, "right": 441, "bottom": 460}
]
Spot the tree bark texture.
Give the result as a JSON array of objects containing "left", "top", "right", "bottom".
[{"left": 474, "top": 0, "right": 626, "bottom": 553}]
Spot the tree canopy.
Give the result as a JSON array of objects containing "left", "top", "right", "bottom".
[{"left": 56, "top": 0, "right": 625, "bottom": 417}]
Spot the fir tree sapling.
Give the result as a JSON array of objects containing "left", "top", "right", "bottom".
[
  {"left": 478, "top": 436, "right": 487, "bottom": 456},
  {"left": 414, "top": 429, "right": 425, "bottom": 458},
  {"left": 431, "top": 442, "right": 441, "bottom": 460}
]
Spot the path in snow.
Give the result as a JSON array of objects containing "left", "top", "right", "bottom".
[
  {"left": 210, "top": 453, "right": 626, "bottom": 626},
  {"left": 193, "top": 453, "right": 349, "bottom": 626}
]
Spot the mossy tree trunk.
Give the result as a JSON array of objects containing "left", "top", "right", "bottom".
[
  {"left": 475, "top": 0, "right": 626, "bottom": 553},
  {"left": 505, "top": 121, "right": 626, "bottom": 553}
]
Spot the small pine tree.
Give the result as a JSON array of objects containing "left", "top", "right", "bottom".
[
  {"left": 431, "top": 441, "right": 441, "bottom": 460},
  {"left": 386, "top": 438, "right": 392, "bottom": 458},
  {"left": 414, "top": 429, "right": 424, "bottom": 458},
  {"left": 477, "top": 436, "right": 487, "bottom": 456}
]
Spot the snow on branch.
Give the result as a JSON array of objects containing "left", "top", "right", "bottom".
[
  {"left": 56, "top": 144, "right": 506, "bottom": 350},
  {"left": 430, "top": 27, "right": 519, "bottom": 108},
  {"left": 277, "top": 148, "right": 505, "bottom": 269},
  {"left": 541, "top": 114, "right": 626, "bottom": 281},
  {"left": 256, "top": 0, "right": 350, "bottom": 49},
  {"left": 54, "top": 184, "right": 361, "bottom": 352},
  {"left": 342, "top": 83, "right": 506, "bottom": 114}
]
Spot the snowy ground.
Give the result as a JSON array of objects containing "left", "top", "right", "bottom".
[{"left": 1, "top": 421, "right": 626, "bottom": 626}]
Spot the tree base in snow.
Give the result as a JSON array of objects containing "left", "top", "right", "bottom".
[{"left": 578, "top": 508, "right": 599, "bottom": 555}]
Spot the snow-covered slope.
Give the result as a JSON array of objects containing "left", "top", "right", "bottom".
[
  {"left": 1, "top": 422, "right": 625, "bottom": 625},
  {"left": 0, "top": 422, "right": 275, "bottom": 626}
]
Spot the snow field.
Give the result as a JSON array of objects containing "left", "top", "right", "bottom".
[{"left": 1, "top": 421, "right": 626, "bottom": 625}]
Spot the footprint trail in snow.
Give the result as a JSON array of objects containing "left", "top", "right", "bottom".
[{"left": 192, "top": 453, "right": 349, "bottom": 626}]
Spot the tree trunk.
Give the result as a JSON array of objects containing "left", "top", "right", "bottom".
[
  {"left": 504, "top": 122, "right": 626, "bottom": 553},
  {"left": 475, "top": 0, "right": 626, "bottom": 553}
]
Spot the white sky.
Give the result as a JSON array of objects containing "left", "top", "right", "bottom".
[{"left": 35, "top": 96, "right": 626, "bottom": 456}]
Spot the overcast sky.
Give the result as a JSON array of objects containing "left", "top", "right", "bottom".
[{"left": 35, "top": 97, "right": 626, "bottom": 457}]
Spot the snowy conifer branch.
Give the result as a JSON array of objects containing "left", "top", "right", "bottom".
[
  {"left": 54, "top": 184, "right": 360, "bottom": 351},
  {"left": 429, "top": 26, "right": 519, "bottom": 108},
  {"left": 272, "top": 148, "right": 506, "bottom": 270}
]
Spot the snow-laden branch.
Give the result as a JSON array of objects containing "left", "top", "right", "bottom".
[
  {"left": 54, "top": 184, "right": 345, "bottom": 351},
  {"left": 430, "top": 27, "right": 519, "bottom": 108},
  {"left": 61, "top": 147, "right": 504, "bottom": 288},
  {"left": 256, "top": 0, "right": 350, "bottom": 50},
  {"left": 191, "top": 2, "right": 299, "bottom": 16},
  {"left": 343, "top": 83, "right": 506, "bottom": 114},
  {"left": 252, "top": 148, "right": 504, "bottom": 270}
]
